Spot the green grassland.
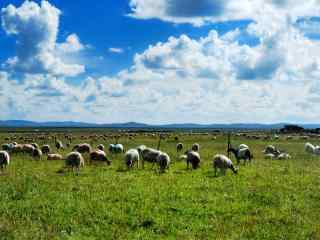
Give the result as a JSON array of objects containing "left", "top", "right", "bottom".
[{"left": 1, "top": 131, "right": 320, "bottom": 239}]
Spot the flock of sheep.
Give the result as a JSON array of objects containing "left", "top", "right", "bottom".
[{"left": 0, "top": 134, "right": 319, "bottom": 176}]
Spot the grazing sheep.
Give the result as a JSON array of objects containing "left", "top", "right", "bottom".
[
  {"left": 22, "top": 144, "right": 36, "bottom": 155},
  {"left": 141, "top": 148, "right": 161, "bottom": 168},
  {"left": 124, "top": 149, "right": 140, "bottom": 169},
  {"left": 65, "top": 152, "right": 85, "bottom": 171},
  {"left": 305, "top": 143, "right": 316, "bottom": 154},
  {"left": 137, "top": 145, "right": 147, "bottom": 153},
  {"left": 32, "top": 148, "right": 43, "bottom": 159},
  {"left": 263, "top": 145, "right": 277, "bottom": 154},
  {"left": 176, "top": 143, "right": 183, "bottom": 152},
  {"left": 31, "top": 143, "right": 40, "bottom": 149},
  {"left": 213, "top": 154, "right": 237, "bottom": 176},
  {"left": 97, "top": 144, "right": 105, "bottom": 151},
  {"left": 277, "top": 153, "right": 291, "bottom": 160},
  {"left": 239, "top": 144, "right": 249, "bottom": 150},
  {"left": 0, "top": 151, "right": 10, "bottom": 169},
  {"left": 11, "top": 144, "right": 23, "bottom": 154},
  {"left": 41, "top": 145, "right": 51, "bottom": 155},
  {"left": 90, "top": 150, "right": 110, "bottom": 164},
  {"left": 55, "top": 140, "right": 64, "bottom": 150},
  {"left": 186, "top": 151, "right": 201, "bottom": 169},
  {"left": 157, "top": 152, "right": 170, "bottom": 172},
  {"left": 228, "top": 146, "right": 253, "bottom": 165},
  {"left": 2, "top": 143, "right": 15, "bottom": 152},
  {"left": 47, "top": 154, "right": 63, "bottom": 161},
  {"left": 191, "top": 143, "right": 200, "bottom": 152},
  {"left": 73, "top": 143, "right": 92, "bottom": 154},
  {"left": 109, "top": 144, "right": 124, "bottom": 154}
]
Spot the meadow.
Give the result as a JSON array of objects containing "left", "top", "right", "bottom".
[{"left": 1, "top": 129, "right": 320, "bottom": 240}]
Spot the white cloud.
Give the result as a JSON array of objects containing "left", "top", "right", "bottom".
[
  {"left": 1, "top": 1, "right": 85, "bottom": 77},
  {"left": 109, "top": 48, "right": 124, "bottom": 54},
  {"left": 128, "top": 0, "right": 320, "bottom": 26}
]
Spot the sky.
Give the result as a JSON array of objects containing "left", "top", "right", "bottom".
[{"left": 0, "top": 0, "right": 320, "bottom": 124}]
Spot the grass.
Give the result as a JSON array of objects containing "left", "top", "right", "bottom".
[{"left": 1, "top": 132, "right": 320, "bottom": 239}]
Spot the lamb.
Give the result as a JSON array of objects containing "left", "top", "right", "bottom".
[
  {"left": 277, "top": 153, "right": 291, "bottom": 160},
  {"left": 65, "top": 152, "right": 85, "bottom": 171},
  {"left": 124, "top": 149, "right": 140, "bottom": 169},
  {"left": 176, "top": 143, "right": 183, "bottom": 152},
  {"left": 41, "top": 145, "right": 51, "bottom": 155},
  {"left": 109, "top": 144, "right": 124, "bottom": 154},
  {"left": 97, "top": 144, "right": 105, "bottom": 151},
  {"left": 191, "top": 143, "right": 200, "bottom": 152},
  {"left": 228, "top": 145, "right": 253, "bottom": 165},
  {"left": 90, "top": 150, "right": 111, "bottom": 164},
  {"left": 0, "top": 151, "right": 10, "bottom": 169},
  {"left": 157, "top": 152, "right": 170, "bottom": 172},
  {"left": 186, "top": 151, "right": 201, "bottom": 169},
  {"left": 73, "top": 143, "right": 92, "bottom": 153},
  {"left": 213, "top": 154, "right": 237, "bottom": 176},
  {"left": 47, "top": 153, "right": 63, "bottom": 161}
]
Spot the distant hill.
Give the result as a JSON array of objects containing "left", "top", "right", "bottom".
[{"left": 0, "top": 120, "right": 319, "bottom": 130}]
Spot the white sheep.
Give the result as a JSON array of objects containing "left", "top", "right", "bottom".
[
  {"left": 141, "top": 148, "right": 161, "bottom": 168},
  {"left": 0, "top": 151, "right": 10, "bottom": 169},
  {"left": 157, "top": 152, "right": 170, "bottom": 172},
  {"left": 97, "top": 144, "right": 105, "bottom": 151},
  {"left": 213, "top": 154, "right": 237, "bottom": 176},
  {"left": 305, "top": 143, "right": 315, "bottom": 154},
  {"left": 65, "top": 152, "right": 85, "bottom": 171},
  {"left": 90, "top": 150, "right": 110, "bottom": 164},
  {"left": 124, "top": 149, "right": 140, "bottom": 169},
  {"left": 109, "top": 144, "right": 124, "bottom": 154},
  {"left": 176, "top": 143, "right": 183, "bottom": 152},
  {"left": 191, "top": 143, "right": 200, "bottom": 152},
  {"left": 277, "top": 153, "right": 291, "bottom": 160},
  {"left": 186, "top": 151, "right": 201, "bottom": 169},
  {"left": 41, "top": 145, "right": 51, "bottom": 155},
  {"left": 239, "top": 144, "right": 249, "bottom": 150}
]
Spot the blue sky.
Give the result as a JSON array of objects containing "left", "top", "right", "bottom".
[{"left": 0, "top": 0, "right": 320, "bottom": 124}]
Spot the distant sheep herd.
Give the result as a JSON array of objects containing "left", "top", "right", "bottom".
[{"left": 0, "top": 132, "right": 320, "bottom": 176}]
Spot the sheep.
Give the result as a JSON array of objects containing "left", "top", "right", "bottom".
[
  {"left": 228, "top": 146, "right": 253, "bottom": 165},
  {"left": 11, "top": 144, "right": 23, "bottom": 154},
  {"left": 213, "top": 154, "right": 237, "bottom": 176},
  {"left": 31, "top": 143, "right": 40, "bottom": 149},
  {"left": 22, "top": 144, "right": 36, "bottom": 155},
  {"left": 41, "top": 145, "right": 51, "bottom": 155},
  {"left": 109, "top": 144, "right": 124, "bottom": 154},
  {"left": 136, "top": 145, "right": 147, "bottom": 153},
  {"left": 186, "top": 151, "right": 201, "bottom": 169},
  {"left": 305, "top": 143, "right": 316, "bottom": 154},
  {"left": 239, "top": 144, "right": 249, "bottom": 150},
  {"left": 90, "top": 150, "right": 110, "bottom": 164},
  {"left": 65, "top": 152, "right": 85, "bottom": 171},
  {"left": 32, "top": 148, "right": 43, "bottom": 160},
  {"left": 157, "top": 152, "right": 170, "bottom": 172},
  {"left": 47, "top": 153, "right": 63, "bottom": 161},
  {"left": 176, "top": 143, "right": 183, "bottom": 152},
  {"left": 73, "top": 143, "right": 92, "bottom": 154},
  {"left": 97, "top": 144, "right": 105, "bottom": 151},
  {"left": 277, "top": 153, "right": 291, "bottom": 160},
  {"left": 140, "top": 148, "right": 161, "bottom": 168},
  {"left": 55, "top": 140, "right": 64, "bottom": 150},
  {"left": 124, "top": 149, "right": 140, "bottom": 169},
  {"left": 263, "top": 145, "right": 277, "bottom": 154},
  {"left": 2, "top": 143, "right": 13, "bottom": 152},
  {"left": 191, "top": 143, "right": 200, "bottom": 152},
  {"left": 0, "top": 151, "right": 10, "bottom": 169}
]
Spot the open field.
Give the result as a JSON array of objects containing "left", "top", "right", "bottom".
[{"left": 1, "top": 130, "right": 320, "bottom": 239}]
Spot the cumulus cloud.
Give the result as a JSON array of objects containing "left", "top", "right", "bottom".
[
  {"left": 1, "top": 0, "right": 85, "bottom": 77},
  {"left": 129, "top": 0, "right": 320, "bottom": 26}
]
